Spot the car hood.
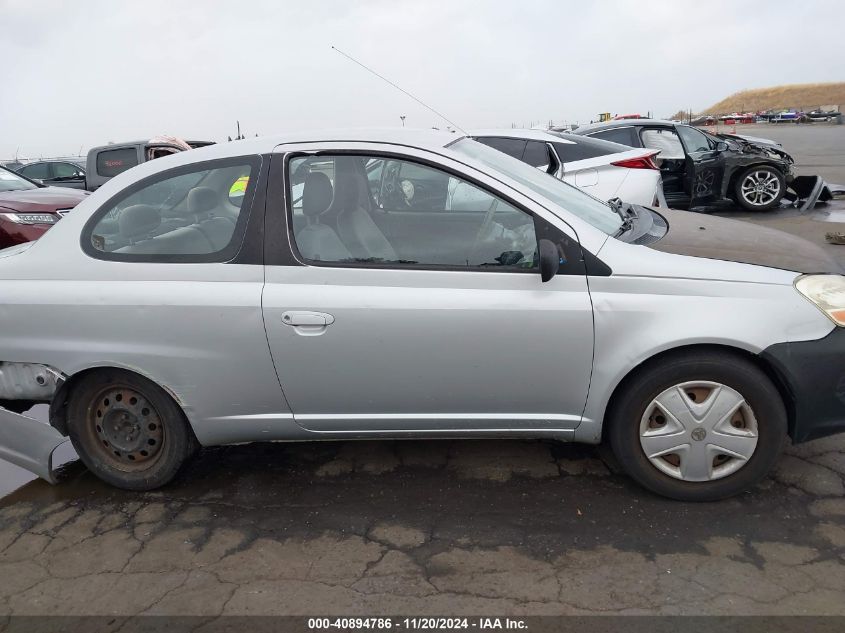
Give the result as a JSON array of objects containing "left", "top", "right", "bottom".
[
  {"left": 648, "top": 208, "right": 842, "bottom": 274},
  {"left": 719, "top": 135, "right": 793, "bottom": 164},
  {"left": 0, "top": 187, "right": 89, "bottom": 213}
]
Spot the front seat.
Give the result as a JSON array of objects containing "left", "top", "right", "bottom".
[
  {"left": 335, "top": 171, "right": 398, "bottom": 262},
  {"left": 296, "top": 172, "right": 351, "bottom": 262}
]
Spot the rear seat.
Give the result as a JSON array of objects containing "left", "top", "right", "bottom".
[
  {"left": 117, "top": 226, "right": 216, "bottom": 255},
  {"left": 185, "top": 187, "right": 237, "bottom": 251},
  {"left": 114, "top": 204, "right": 216, "bottom": 255}
]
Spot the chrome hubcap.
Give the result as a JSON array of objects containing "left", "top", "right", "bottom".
[
  {"left": 741, "top": 171, "right": 780, "bottom": 206},
  {"left": 639, "top": 381, "right": 758, "bottom": 482}
]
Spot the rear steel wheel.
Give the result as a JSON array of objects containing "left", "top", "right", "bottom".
[
  {"left": 67, "top": 370, "right": 197, "bottom": 490},
  {"left": 88, "top": 386, "right": 165, "bottom": 471}
]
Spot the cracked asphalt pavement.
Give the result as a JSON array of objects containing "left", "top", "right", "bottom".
[
  {"left": 1, "top": 435, "right": 844, "bottom": 617},
  {"left": 1, "top": 124, "right": 844, "bottom": 619}
]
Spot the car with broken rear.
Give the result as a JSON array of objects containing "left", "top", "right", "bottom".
[{"left": 0, "top": 129, "right": 843, "bottom": 501}]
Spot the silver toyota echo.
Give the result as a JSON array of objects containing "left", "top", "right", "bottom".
[{"left": 0, "top": 129, "right": 842, "bottom": 501}]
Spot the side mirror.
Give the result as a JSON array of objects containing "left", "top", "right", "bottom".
[
  {"left": 715, "top": 141, "right": 729, "bottom": 152},
  {"left": 538, "top": 238, "right": 560, "bottom": 282}
]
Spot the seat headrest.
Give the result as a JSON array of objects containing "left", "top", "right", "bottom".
[
  {"left": 334, "top": 171, "right": 361, "bottom": 210},
  {"left": 187, "top": 187, "right": 219, "bottom": 216},
  {"left": 302, "top": 172, "right": 333, "bottom": 218},
  {"left": 119, "top": 204, "right": 161, "bottom": 239}
]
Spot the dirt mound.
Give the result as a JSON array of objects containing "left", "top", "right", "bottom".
[{"left": 703, "top": 82, "right": 845, "bottom": 114}]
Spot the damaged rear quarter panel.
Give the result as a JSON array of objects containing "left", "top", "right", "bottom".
[{"left": 0, "top": 264, "right": 295, "bottom": 446}]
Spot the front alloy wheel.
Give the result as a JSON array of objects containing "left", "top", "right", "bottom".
[{"left": 736, "top": 167, "right": 784, "bottom": 211}]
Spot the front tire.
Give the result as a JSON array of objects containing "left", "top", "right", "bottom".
[
  {"left": 734, "top": 166, "right": 785, "bottom": 211},
  {"left": 607, "top": 350, "right": 786, "bottom": 501},
  {"left": 66, "top": 370, "right": 197, "bottom": 491}
]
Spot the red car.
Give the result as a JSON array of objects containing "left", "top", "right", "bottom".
[{"left": 0, "top": 166, "right": 90, "bottom": 249}]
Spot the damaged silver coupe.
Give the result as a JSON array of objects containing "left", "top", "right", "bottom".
[{"left": 1, "top": 129, "right": 844, "bottom": 501}]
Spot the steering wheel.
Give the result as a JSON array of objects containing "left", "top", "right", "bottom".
[
  {"left": 468, "top": 198, "right": 500, "bottom": 263},
  {"left": 380, "top": 161, "right": 403, "bottom": 208}
]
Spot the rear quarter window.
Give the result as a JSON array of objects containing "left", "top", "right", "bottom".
[
  {"left": 96, "top": 148, "right": 140, "bottom": 177},
  {"left": 475, "top": 137, "right": 528, "bottom": 160},
  {"left": 588, "top": 127, "right": 639, "bottom": 147}
]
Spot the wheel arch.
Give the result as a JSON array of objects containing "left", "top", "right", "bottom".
[
  {"left": 725, "top": 161, "right": 786, "bottom": 201},
  {"left": 50, "top": 364, "right": 191, "bottom": 436},
  {"left": 599, "top": 343, "right": 795, "bottom": 442}
]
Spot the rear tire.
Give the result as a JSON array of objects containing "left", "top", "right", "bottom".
[
  {"left": 734, "top": 166, "right": 785, "bottom": 211},
  {"left": 607, "top": 350, "right": 786, "bottom": 501},
  {"left": 67, "top": 370, "right": 197, "bottom": 491}
]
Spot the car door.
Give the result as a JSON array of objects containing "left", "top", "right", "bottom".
[
  {"left": 261, "top": 143, "right": 595, "bottom": 434},
  {"left": 51, "top": 162, "right": 87, "bottom": 189},
  {"left": 675, "top": 125, "right": 726, "bottom": 208},
  {"left": 639, "top": 127, "right": 687, "bottom": 205},
  {"left": 18, "top": 162, "right": 51, "bottom": 183}
]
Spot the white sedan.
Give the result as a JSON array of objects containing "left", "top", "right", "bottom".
[{"left": 471, "top": 129, "right": 663, "bottom": 206}]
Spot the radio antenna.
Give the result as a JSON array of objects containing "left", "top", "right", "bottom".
[{"left": 331, "top": 45, "right": 466, "bottom": 135}]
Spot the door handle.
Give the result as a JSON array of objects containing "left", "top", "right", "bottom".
[{"left": 282, "top": 311, "right": 335, "bottom": 327}]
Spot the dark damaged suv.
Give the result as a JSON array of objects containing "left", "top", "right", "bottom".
[{"left": 573, "top": 119, "right": 794, "bottom": 211}]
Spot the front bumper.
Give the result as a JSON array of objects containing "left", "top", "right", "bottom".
[
  {"left": 761, "top": 327, "right": 845, "bottom": 443},
  {"left": 0, "top": 406, "right": 68, "bottom": 483}
]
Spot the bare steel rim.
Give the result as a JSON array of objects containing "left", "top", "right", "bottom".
[
  {"left": 740, "top": 170, "right": 781, "bottom": 206},
  {"left": 85, "top": 385, "right": 165, "bottom": 472},
  {"left": 638, "top": 381, "right": 759, "bottom": 482}
]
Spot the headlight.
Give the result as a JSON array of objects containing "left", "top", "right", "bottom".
[
  {"left": 0, "top": 212, "right": 58, "bottom": 225},
  {"left": 795, "top": 274, "right": 845, "bottom": 326}
]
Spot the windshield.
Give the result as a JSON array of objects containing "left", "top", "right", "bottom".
[
  {"left": 0, "top": 167, "right": 38, "bottom": 192},
  {"left": 450, "top": 138, "right": 622, "bottom": 235}
]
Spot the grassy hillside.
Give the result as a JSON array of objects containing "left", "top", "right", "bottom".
[{"left": 703, "top": 82, "right": 845, "bottom": 114}]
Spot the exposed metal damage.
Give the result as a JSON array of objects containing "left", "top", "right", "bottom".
[
  {"left": 0, "top": 361, "right": 63, "bottom": 401},
  {"left": 0, "top": 362, "right": 68, "bottom": 483}
]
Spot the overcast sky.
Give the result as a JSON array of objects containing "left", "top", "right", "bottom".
[{"left": 1, "top": 0, "right": 841, "bottom": 158}]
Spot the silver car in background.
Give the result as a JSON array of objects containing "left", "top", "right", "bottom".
[{"left": 0, "top": 129, "right": 843, "bottom": 501}]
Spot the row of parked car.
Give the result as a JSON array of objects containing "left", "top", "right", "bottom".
[{"left": 0, "top": 122, "right": 797, "bottom": 249}]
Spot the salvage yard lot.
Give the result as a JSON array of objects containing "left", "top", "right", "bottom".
[
  {"left": 1, "top": 123, "right": 844, "bottom": 618},
  {"left": 1, "top": 438, "right": 845, "bottom": 616}
]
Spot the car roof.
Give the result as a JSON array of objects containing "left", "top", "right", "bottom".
[
  {"left": 92, "top": 129, "right": 466, "bottom": 162},
  {"left": 469, "top": 128, "right": 575, "bottom": 144},
  {"left": 575, "top": 119, "right": 678, "bottom": 134},
  {"left": 22, "top": 158, "right": 85, "bottom": 165}
]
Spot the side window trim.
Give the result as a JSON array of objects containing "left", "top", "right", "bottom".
[
  {"left": 280, "top": 150, "right": 590, "bottom": 275},
  {"left": 80, "top": 155, "right": 262, "bottom": 264}
]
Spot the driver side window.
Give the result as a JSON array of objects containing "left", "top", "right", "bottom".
[{"left": 288, "top": 154, "right": 538, "bottom": 270}]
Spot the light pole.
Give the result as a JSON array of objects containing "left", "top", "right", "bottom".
[{"left": 400, "top": 115, "right": 406, "bottom": 127}]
